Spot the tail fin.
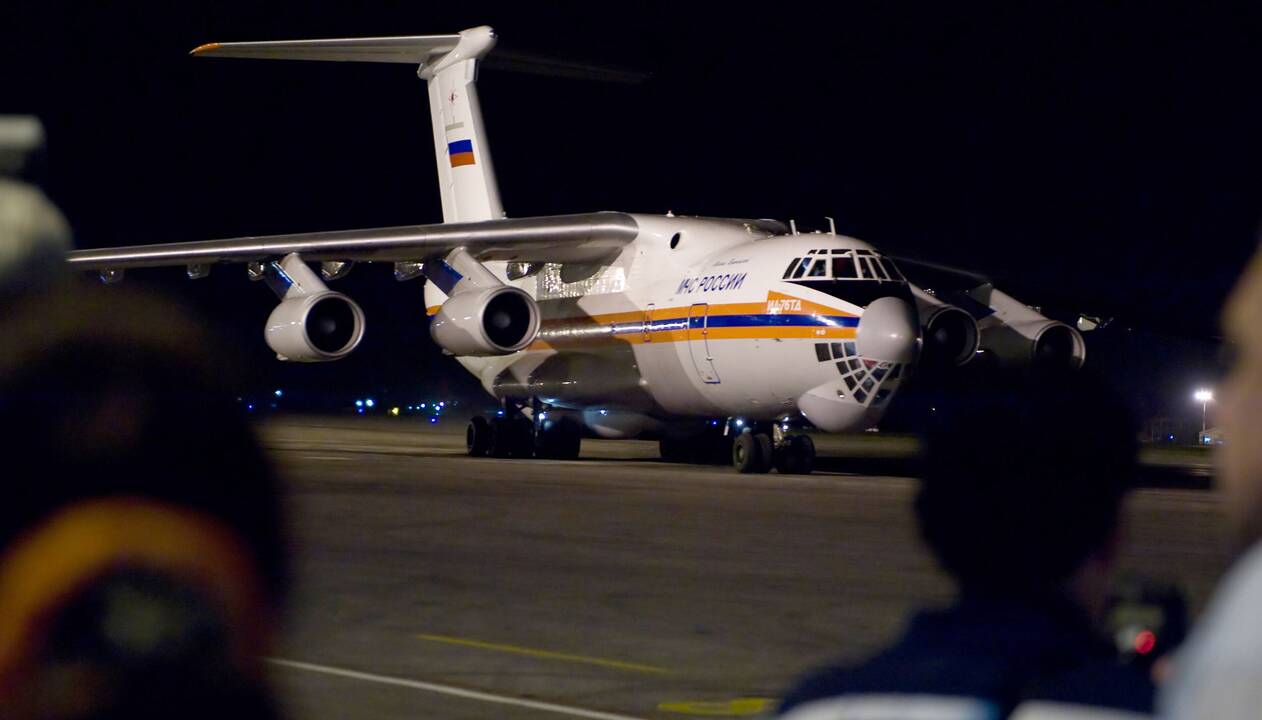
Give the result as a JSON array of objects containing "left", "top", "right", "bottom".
[{"left": 193, "top": 26, "right": 505, "bottom": 224}]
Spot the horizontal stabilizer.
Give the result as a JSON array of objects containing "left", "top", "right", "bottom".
[{"left": 191, "top": 35, "right": 462, "bottom": 64}]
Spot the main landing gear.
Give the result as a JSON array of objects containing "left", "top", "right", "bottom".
[{"left": 466, "top": 399, "right": 582, "bottom": 460}]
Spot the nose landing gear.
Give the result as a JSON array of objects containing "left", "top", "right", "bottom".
[{"left": 664, "top": 418, "right": 814, "bottom": 474}]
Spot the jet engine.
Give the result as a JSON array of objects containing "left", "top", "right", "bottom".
[
  {"left": 912, "top": 287, "right": 979, "bottom": 368},
  {"left": 975, "top": 287, "right": 1085, "bottom": 370},
  {"left": 430, "top": 285, "right": 540, "bottom": 356},
  {"left": 265, "top": 291, "right": 365, "bottom": 362}
]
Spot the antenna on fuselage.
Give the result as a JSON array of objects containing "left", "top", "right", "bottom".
[
  {"left": 826, "top": 216, "right": 836, "bottom": 234},
  {"left": 789, "top": 219, "right": 798, "bottom": 234}
]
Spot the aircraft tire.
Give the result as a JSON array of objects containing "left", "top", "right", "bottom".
[
  {"left": 784, "top": 435, "right": 816, "bottom": 475},
  {"left": 467, "top": 416, "right": 491, "bottom": 457},
  {"left": 733, "top": 433, "right": 762, "bottom": 473},
  {"left": 753, "top": 433, "right": 774, "bottom": 474},
  {"left": 488, "top": 416, "right": 532, "bottom": 458},
  {"left": 536, "top": 418, "right": 581, "bottom": 460}
]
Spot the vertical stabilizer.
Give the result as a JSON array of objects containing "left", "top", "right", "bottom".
[
  {"left": 418, "top": 27, "right": 504, "bottom": 223},
  {"left": 191, "top": 26, "right": 506, "bottom": 223}
]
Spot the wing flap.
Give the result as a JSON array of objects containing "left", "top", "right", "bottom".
[{"left": 65, "top": 213, "right": 640, "bottom": 270}]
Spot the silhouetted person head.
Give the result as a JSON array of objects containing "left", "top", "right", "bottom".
[
  {"left": 0, "top": 284, "right": 287, "bottom": 719},
  {"left": 916, "top": 369, "right": 1137, "bottom": 611},
  {"left": 1219, "top": 248, "right": 1262, "bottom": 550}
]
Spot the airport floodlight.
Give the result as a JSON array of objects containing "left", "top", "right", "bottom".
[{"left": 1194, "top": 389, "right": 1214, "bottom": 436}]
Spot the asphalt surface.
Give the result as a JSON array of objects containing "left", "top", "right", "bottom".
[{"left": 256, "top": 417, "right": 1230, "bottom": 720}]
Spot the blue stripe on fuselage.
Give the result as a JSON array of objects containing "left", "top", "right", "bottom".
[{"left": 605, "top": 314, "right": 859, "bottom": 335}]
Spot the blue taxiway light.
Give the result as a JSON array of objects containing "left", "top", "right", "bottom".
[{"left": 274, "top": 389, "right": 283, "bottom": 398}]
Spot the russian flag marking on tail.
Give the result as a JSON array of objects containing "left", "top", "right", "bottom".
[{"left": 448, "top": 139, "right": 475, "bottom": 167}]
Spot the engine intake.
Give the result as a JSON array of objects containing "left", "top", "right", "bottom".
[
  {"left": 265, "top": 292, "right": 365, "bottom": 362},
  {"left": 430, "top": 286, "right": 540, "bottom": 356},
  {"left": 921, "top": 305, "right": 980, "bottom": 368},
  {"left": 980, "top": 319, "right": 1086, "bottom": 370}
]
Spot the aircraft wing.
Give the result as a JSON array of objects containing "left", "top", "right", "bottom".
[{"left": 66, "top": 212, "right": 640, "bottom": 270}]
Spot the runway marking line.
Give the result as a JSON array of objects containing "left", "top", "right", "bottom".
[
  {"left": 657, "top": 698, "right": 777, "bottom": 717},
  {"left": 267, "top": 658, "right": 648, "bottom": 720},
  {"left": 416, "top": 633, "right": 672, "bottom": 675}
]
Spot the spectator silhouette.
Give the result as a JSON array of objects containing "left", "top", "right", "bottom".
[
  {"left": 778, "top": 369, "right": 1152, "bottom": 719},
  {"left": 1160, "top": 247, "right": 1262, "bottom": 718},
  {"left": 0, "top": 284, "right": 288, "bottom": 720}
]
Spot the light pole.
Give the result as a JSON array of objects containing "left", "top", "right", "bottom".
[{"left": 1194, "top": 389, "right": 1214, "bottom": 439}]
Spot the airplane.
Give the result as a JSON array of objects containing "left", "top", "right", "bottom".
[{"left": 66, "top": 26, "right": 1086, "bottom": 474}]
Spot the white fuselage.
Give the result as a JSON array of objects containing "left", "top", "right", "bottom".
[{"left": 425, "top": 214, "right": 919, "bottom": 437}]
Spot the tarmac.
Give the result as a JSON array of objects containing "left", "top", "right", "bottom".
[{"left": 255, "top": 416, "right": 1229, "bottom": 720}]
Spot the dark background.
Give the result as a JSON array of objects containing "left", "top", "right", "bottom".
[{"left": 3, "top": 2, "right": 1258, "bottom": 431}]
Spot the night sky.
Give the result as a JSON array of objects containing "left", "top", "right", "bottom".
[{"left": 4, "top": 2, "right": 1259, "bottom": 428}]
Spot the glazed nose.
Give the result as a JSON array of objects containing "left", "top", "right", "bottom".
[{"left": 856, "top": 296, "right": 919, "bottom": 364}]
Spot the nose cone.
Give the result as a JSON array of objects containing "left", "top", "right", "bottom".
[{"left": 857, "top": 296, "right": 919, "bottom": 364}]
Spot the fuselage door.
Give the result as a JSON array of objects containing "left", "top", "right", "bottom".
[{"left": 688, "top": 302, "right": 720, "bottom": 384}]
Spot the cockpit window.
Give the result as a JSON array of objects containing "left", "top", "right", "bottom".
[
  {"left": 858, "top": 257, "right": 876, "bottom": 280},
  {"left": 782, "top": 249, "right": 905, "bottom": 282},
  {"left": 832, "top": 253, "right": 858, "bottom": 279}
]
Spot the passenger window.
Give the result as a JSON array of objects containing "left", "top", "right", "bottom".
[
  {"left": 791, "top": 258, "right": 810, "bottom": 279},
  {"left": 808, "top": 259, "right": 827, "bottom": 277},
  {"left": 832, "top": 255, "right": 858, "bottom": 279}
]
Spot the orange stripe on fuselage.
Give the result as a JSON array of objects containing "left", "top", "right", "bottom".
[{"left": 425, "top": 293, "right": 856, "bottom": 350}]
